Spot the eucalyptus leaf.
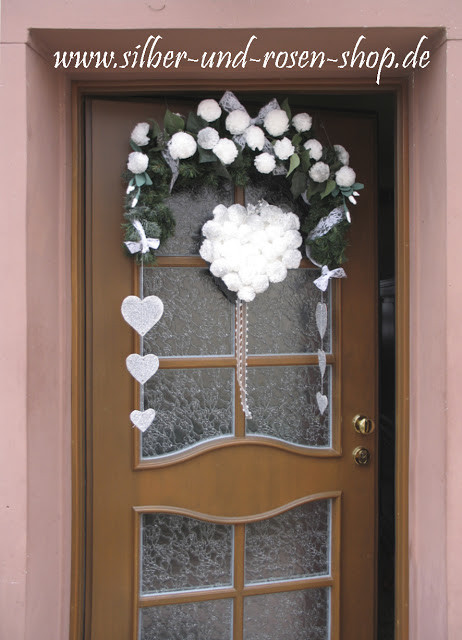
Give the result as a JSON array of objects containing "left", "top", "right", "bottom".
[
  {"left": 164, "top": 110, "right": 185, "bottom": 135},
  {"left": 198, "top": 147, "right": 217, "bottom": 163},
  {"left": 300, "top": 150, "right": 312, "bottom": 172},
  {"left": 353, "top": 182, "right": 364, "bottom": 190},
  {"left": 144, "top": 173, "right": 153, "bottom": 186},
  {"left": 187, "top": 112, "right": 207, "bottom": 135},
  {"left": 135, "top": 174, "right": 146, "bottom": 187},
  {"left": 130, "top": 140, "right": 141, "bottom": 152},
  {"left": 290, "top": 170, "right": 306, "bottom": 199},
  {"left": 281, "top": 98, "right": 292, "bottom": 120},
  {"left": 292, "top": 133, "right": 302, "bottom": 147},
  {"left": 215, "top": 162, "right": 231, "bottom": 180},
  {"left": 147, "top": 118, "right": 161, "bottom": 139},
  {"left": 321, "top": 179, "right": 337, "bottom": 199},
  {"left": 287, "top": 153, "right": 300, "bottom": 177}
]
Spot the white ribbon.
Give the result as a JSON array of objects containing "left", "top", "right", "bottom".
[
  {"left": 162, "top": 149, "right": 179, "bottom": 192},
  {"left": 308, "top": 207, "right": 346, "bottom": 240},
  {"left": 219, "top": 91, "right": 280, "bottom": 153},
  {"left": 314, "top": 265, "right": 347, "bottom": 291},
  {"left": 124, "top": 219, "right": 160, "bottom": 255}
]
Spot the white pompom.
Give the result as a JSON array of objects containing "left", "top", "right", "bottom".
[
  {"left": 252, "top": 275, "right": 270, "bottom": 294},
  {"left": 238, "top": 286, "right": 256, "bottom": 302},
  {"left": 282, "top": 249, "right": 302, "bottom": 269},
  {"left": 261, "top": 243, "right": 281, "bottom": 263},
  {"left": 280, "top": 212, "right": 300, "bottom": 231},
  {"left": 202, "top": 220, "right": 221, "bottom": 239},
  {"left": 284, "top": 230, "right": 303, "bottom": 249},
  {"left": 228, "top": 204, "right": 247, "bottom": 224},
  {"left": 267, "top": 261, "right": 288, "bottom": 283},
  {"left": 199, "top": 239, "right": 215, "bottom": 263},
  {"left": 225, "top": 110, "right": 251, "bottom": 135},
  {"left": 265, "top": 225, "right": 282, "bottom": 242},
  {"left": 223, "top": 273, "right": 242, "bottom": 292},
  {"left": 210, "top": 259, "right": 231, "bottom": 278}
]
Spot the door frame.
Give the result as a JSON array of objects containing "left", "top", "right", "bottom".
[{"left": 70, "top": 77, "right": 409, "bottom": 640}]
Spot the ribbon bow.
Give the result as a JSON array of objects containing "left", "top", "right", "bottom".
[
  {"left": 219, "top": 91, "right": 280, "bottom": 150},
  {"left": 124, "top": 219, "right": 160, "bottom": 255},
  {"left": 314, "top": 265, "right": 347, "bottom": 291}
]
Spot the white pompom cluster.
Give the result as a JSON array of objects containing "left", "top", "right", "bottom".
[
  {"left": 127, "top": 151, "right": 149, "bottom": 174},
  {"left": 225, "top": 110, "right": 251, "bottom": 135},
  {"left": 197, "top": 127, "right": 220, "bottom": 150},
  {"left": 168, "top": 131, "right": 197, "bottom": 159},
  {"left": 200, "top": 201, "right": 303, "bottom": 302},
  {"left": 130, "top": 122, "right": 150, "bottom": 146},
  {"left": 335, "top": 165, "right": 356, "bottom": 187},
  {"left": 197, "top": 99, "right": 222, "bottom": 122}
]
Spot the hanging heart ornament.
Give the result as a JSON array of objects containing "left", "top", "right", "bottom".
[
  {"left": 121, "top": 295, "right": 164, "bottom": 336},
  {"left": 316, "top": 392, "right": 328, "bottom": 415},
  {"left": 315, "top": 302, "right": 328, "bottom": 339},
  {"left": 130, "top": 408, "right": 156, "bottom": 432},
  {"left": 126, "top": 353, "right": 159, "bottom": 384}
]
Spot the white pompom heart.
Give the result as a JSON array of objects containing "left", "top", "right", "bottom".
[{"left": 200, "top": 201, "right": 303, "bottom": 301}]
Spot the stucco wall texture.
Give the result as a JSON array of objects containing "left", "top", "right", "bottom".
[{"left": 1, "top": 1, "right": 461, "bottom": 639}]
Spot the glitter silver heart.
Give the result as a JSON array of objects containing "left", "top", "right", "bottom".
[
  {"left": 317, "top": 349, "right": 326, "bottom": 378},
  {"left": 316, "top": 392, "right": 328, "bottom": 415},
  {"left": 316, "top": 302, "right": 328, "bottom": 340},
  {"left": 126, "top": 354, "right": 159, "bottom": 384},
  {"left": 121, "top": 295, "right": 164, "bottom": 337},
  {"left": 130, "top": 408, "right": 156, "bottom": 432}
]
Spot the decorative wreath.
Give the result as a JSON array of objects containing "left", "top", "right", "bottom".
[
  {"left": 121, "top": 92, "right": 365, "bottom": 428},
  {"left": 122, "top": 91, "right": 363, "bottom": 270}
]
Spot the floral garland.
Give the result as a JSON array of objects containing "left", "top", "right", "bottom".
[{"left": 123, "top": 91, "right": 363, "bottom": 268}]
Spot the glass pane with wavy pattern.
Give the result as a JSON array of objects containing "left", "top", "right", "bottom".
[
  {"left": 243, "top": 588, "right": 330, "bottom": 640},
  {"left": 141, "top": 513, "right": 233, "bottom": 594},
  {"left": 142, "top": 267, "right": 234, "bottom": 357},
  {"left": 141, "top": 367, "right": 234, "bottom": 458},
  {"left": 157, "top": 181, "right": 233, "bottom": 256},
  {"left": 248, "top": 269, "right": 331, "bottom": 354},
  {"left": 245, "top": 501, "right": 331, "bottom": 584},
  {"left": 246, "top": 366, "right": 331, "bottom": 447},
  {"left": 140, "top": 599, "right": 233, "bottom": 640}
]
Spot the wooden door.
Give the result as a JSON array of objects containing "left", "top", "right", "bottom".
[{"left": 84, "top": 96, "right": 377, "bottom": 640}]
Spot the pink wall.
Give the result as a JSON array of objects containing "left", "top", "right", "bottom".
[{"left": 1, "top": 1, "right": 462, "bottom": 639}]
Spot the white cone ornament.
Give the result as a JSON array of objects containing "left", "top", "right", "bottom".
[{"left": 200, "top": 201, "right": 302, "bottom": 301}]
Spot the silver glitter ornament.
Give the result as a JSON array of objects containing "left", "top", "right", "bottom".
[
  {"left": 130, "top": 408, "right": 156, "bottom": 432},
  {"left": 126, "top": 353, "right": 159, "bottom": 384},
  {"left": 121, "top": 295, "right": 164, "bottom": 337}
]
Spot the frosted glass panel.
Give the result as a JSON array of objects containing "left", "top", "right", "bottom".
[
  {"left": 142, "top": 268, "right": 234, "bottom": 357},
  {"left": 157, "top": 181, "right": 233, "bottom": 256},
  {"left": 246, "top": 366, "right": 331, "bottom": 447},
  {"left": 248, "top": 270, "right": 331, "bottom": 354},
  {"left": 245, "top": 177, "right": 308, "bottom": 220},
  {"left": 244, "top": 588, "right": 330, "bottom": 640},
  {"left": 141, "top": 513, "right": 233, "bottom": 594},
  {"left": 140, "top": 599, "right": 233, "bottom": 640},
  {"left": 142, "top": 368, "right": 234, "bottom": 458},
  {"left": 245, "top": 501, "right": 331, "bottom": 584}
]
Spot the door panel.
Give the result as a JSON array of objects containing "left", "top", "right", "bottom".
[{"left": 85, "top": 97, "right": 377, "bottom": 639}]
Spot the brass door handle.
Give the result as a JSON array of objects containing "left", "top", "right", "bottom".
[
  {"left": 353, "top": 447, "right": 371, "bottom": 466},
  {"left": 353, "top": 414, "right": 375, "bottom": 435}
]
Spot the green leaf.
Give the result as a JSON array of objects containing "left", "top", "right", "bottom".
[
  {"left": 164, "top": 110, "right": 185, "bottom": 135},
  {"left": 215, "top": 162, "right": 231, "bottom": 180},
  {"left": 300, "top": 150, "right": 312, "bottom": 172},
  {"left": 291, "top": 133, "right": 302, "bottom": 147},
  {"left": 147, "top": 118, "right": 161, "bottom": 139},
  {"left": 198, "top": 147, "right": 217, "bottom": 163},
  {"left": 281, "top": 98, "right": 292, "bottom": 121},
  {"left": 353, "top": 182, "right": 364, "bottom": 191},
  {"left": 287, "top": 153, "right": 300, "bottom": 177},
  {"left": 187, "top": 112, "right": 207, "bottom": 135},
  {"left": 144, "top": 173, "right": 153, "bottom": 186},
  {"left": 130, "top": 140, "right": 141, "bottom": 152},
  {"left": 135, "top": 174, "right": 146, "bottom": 187},
  {"left": 290, "top": 170, "right": 306, "bottom": 199},
  {"left": 321, "top": 179, "right": 336, "bottom": 199}
]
